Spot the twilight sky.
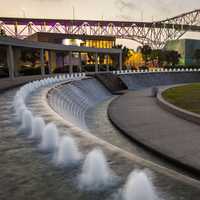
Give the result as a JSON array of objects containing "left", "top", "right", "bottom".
[{"left": 0, "top": 0, "right": 199, "bottom": 48}]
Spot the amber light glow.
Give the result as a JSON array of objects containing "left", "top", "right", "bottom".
[{"left": 125, "top": 50, "right": 144, "bottom": 69}]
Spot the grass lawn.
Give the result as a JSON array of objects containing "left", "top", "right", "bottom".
[{"left": 162, "top": 83, "right": 200, "bottom": 114}]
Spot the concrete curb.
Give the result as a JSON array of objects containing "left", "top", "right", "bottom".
[
  {"left": 157, "top": 86, "right": 200, "bottom": 126},
  {"left": 107, "top": 90, "right": 200, "bottom": 178},
  {"left": 0, "top": 75, "right": 52, "bottom": 93}
]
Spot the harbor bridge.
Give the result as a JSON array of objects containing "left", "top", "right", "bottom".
[{"left": 0, "top": 9, "right": 200, "bottom": 48}]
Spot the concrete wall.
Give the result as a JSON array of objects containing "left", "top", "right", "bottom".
[
  {"left": 94, "top": 73, "right": 127, "bottom": 94},
  {"left": 120, "top": 72, "right": 200, "bottom": 90}
]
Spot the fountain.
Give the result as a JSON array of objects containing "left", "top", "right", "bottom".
[
  {"left": 54, "top": 136, "right": 82, "bottom": 167},
  {"left": 78, "top": 148, "right": 117, "bottom": 191},
  {"left": 122, "top": 170, "right": 158, "bottom": 200},
  {"left": 30, "top": 117, "right": 45, "bottom": 140},
  {"left": 48, "top": 78, "right": 111, "bottom": 130},
  {"left": 15, "top": 104, "right": 27, "bottom": 123},
  {"left": 18, "top": 109, "right": 33, "bottom": 134},
  {"left": 39, "top": 123, "right": 59, "bottom": 152},
  {"left": 13, "top": 96, "right": 24, "bottom": 110}
]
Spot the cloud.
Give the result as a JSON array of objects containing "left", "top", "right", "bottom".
[
  {"left": 115, "top": 0, "right": 136, "bottom": 11},
  {"left": 114, "top": 0, "right": 181, "bottom": 21},
  {"left": 34, "top": 0, "right": 64, "bottom": 2},
  {"left": 149, "top": 0, "right": 172, "bottom": 16}
]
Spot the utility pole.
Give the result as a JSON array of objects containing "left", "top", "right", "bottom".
[
  {"left": 21, "top": 8, "right": 26, "bottom": 18},
  {"left": 72, "top": 6, "right": 75, "bottom": 20},
  {"left": 141, "top": 11, "right": 143, "bottom": 22}
]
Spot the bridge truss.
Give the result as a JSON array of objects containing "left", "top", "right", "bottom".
[{"left": 0, "top": 9, "right": 200, "bottom": 48}]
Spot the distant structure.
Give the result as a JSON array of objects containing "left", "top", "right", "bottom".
[
  {"left": 165, "top": 39, "right": 200, "bottom": 65},
  {"left": 26, "top": 33, "right": 116, "bottom": 67},
  {"left": 0, "top": 36, "right": 122, "bottom": 79},
  {"left": 26, "top": 32, "right": 116, "bottom": 48},
  {"left": 0, "top": 9, "right": 200, "bottom": 48}
]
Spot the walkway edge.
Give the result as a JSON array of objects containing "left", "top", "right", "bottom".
[
  {"left": 107, "top": 91, "right": 200, "bottom": 178},
  {"left": 0, "top": 75, "right": 51, "bottom": 92},
  {"left": 157, "top": 87, "right": 200, "bottom": 126}
]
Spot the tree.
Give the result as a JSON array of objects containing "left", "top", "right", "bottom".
[
  {"left": 140, "top": 45, "right": 152, "bottom": 66},
  {"left": 122, "top": 46, "right": 131, "bottom": 66},
  {"left": 113, "top": 45, "right": 131, "bottom": 68},
  {"left": 157, "top": 50, "right": 167, "bottom": 67},
  {"left": 136, "top": 46, "right": 142, "bottom": 53},
  {"left": 150, "top": 49, "right": 163, "bottom": 67},
  {"left": 165, "top": 50, "right": 180, "bottom": 67}
]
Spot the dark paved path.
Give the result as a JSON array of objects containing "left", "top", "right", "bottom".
[{"left": 108, "top": 88, "right": 200, "bottom": 175}]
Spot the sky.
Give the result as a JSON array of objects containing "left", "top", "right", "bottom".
[{"left": 0, "top": 0, "right": 200, "bottom": 48}]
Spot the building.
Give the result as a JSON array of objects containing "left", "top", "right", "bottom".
[
  {"left": 26, "top": 32, "right": 116, "bottom": 70},
  {"left": 165, "top": 39, "right": 200, "bottom": 66},
  {"left": 0, "top": 36, "right": 122, "bottom": 78},
  {"left": 26, "top": 32, "right": 116, "bottom": 48}
]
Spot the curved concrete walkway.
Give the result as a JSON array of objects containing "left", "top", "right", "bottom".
[{"left": 108, "top": 88, "right": 200, "bottom": 176}]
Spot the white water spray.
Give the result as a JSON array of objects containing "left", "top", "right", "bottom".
[
  {"left": 78, "top": 148, "right": 116, "bottom": 191},
  {"left": 54, "top": 136, "right": 82, "bottom": 167},
  {"left": 39, "top": 123, "right": 59, "bottom": 152},
  {"left": 30, "top": 117, "right": 45, "bottom": 140},
  {"left": 122, "top": 170, "right": 158, "bottom": 200},
  {"left": 18, "top": 109, "right": 33, "bottom": 134}
]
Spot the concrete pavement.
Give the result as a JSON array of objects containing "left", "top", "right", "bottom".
[{"left": 108, "top": 88, "right": 200, "bottom": 175}]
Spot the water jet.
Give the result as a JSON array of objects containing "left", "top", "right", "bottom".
[
  {"left": 18, "top": 109, "right": 33, "bottom": 134},
  {"left": 30, "top": 117, "right": 45, "bottom": 140},
  {"left": 55, "top": 136, "right": 82, "bottom": 167},
  {"left": 78, "top": 148, "right": 117, "bottom": 191},
  {"left": 39, "top": 123, "right": 59, "bottom": 152},
  {"left": 122, "top": 170, "right": 158, "bottom": 200}
]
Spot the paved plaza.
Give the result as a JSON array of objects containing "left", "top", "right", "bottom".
[{"left": 108, "top": 88, "right": 200, "bottom": 175}]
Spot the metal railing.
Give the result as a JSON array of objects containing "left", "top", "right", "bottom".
[{"left": 112, "top": 68, "right": 200, "bottom": 75}]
